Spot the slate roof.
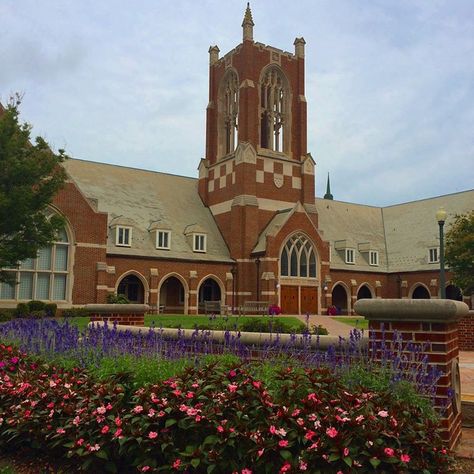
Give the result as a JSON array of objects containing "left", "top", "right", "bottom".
[{"left": 63, "top": 158, "right": 232, "bottom": 263}]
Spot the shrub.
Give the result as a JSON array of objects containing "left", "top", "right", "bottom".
[
  {"left": 61, "top": 307, "right": 90, "bottom": 318},
  {"left": 29, "top": 310, "right": 47, "bottom": 319},
  {"left": 28, "top": 300, "right": 46, "bottom": 312},
  {"left": 106, "top": 293, "right": 130, "bottom": 304},
  {"left": 14, "top": 303, "right": 29, "bottom": 318},
  {"left": 240, "top": 317, "right": 307, "bottom": 334},
  {"left": 0, "top": 346, "right": 453, "bottom": 473},
  {"left": 0, "top": 308, "right": 14, "bottom": 322},
  {"left": 44, "top": 303, "right": 57, "bottom": 317}
]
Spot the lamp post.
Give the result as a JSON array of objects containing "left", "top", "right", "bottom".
[
  {"left": 436, "top": 207, "right": 447, "bottom": 299},
  {"left": 230, "top": 265, "right": 237, "bottom": 314},
  {"left": 255, "top": 256, "right": 261, "bottom": 300}
]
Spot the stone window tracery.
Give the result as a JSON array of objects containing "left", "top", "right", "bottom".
[
  {"left": 260, "top": 67, "right": 289, "bottom": 153},
  {"left": 218, "top": 71, "right": 239, "bottom": 158},
  {"left": 280, "top": 233, "right": 316, "bottom": 278}
]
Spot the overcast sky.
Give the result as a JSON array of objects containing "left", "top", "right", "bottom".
[{"left": 1, "top": 0, "right": 473, "bottom": 206}]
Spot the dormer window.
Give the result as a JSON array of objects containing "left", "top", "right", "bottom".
[
  {"left": 116, "top": 226, "right": 132, "bottom": 247},
  {"left": 156, "top": 230, "right": 171, "bottom": 250},
  {"left": 193, "top": 234, "right": 207, "bottom": 253},
  {"left": 345, "top": 248, "right": 355, "bottom": 264},
  {"left": 369, "top": 250, "right": 379, "bottom": 266},
  {"left": 429, "top": 247, "right": 439, "bottom": 263}
]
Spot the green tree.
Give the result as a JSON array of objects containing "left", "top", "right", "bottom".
[
  {"left": 445, "top": 210, "right": 474, "bottom": 296},
  {"left": 0, "top": 95, "right": 67, "bottom": 283}
]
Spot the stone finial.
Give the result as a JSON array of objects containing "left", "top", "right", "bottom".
[
  {"left": 294, "top": 37, "right": 306, "bottom": 58},
  {"left": 209, "top": 45, "right": 220, "bottom": 66},
  {"left": 242, "top": 3, "right": 254, "bottom": 42}
]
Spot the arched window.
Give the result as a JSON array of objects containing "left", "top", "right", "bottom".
[
  {"left": 280, "top": 233, "right": 317, "bottom": 278},
  {"left": 218, "top": 70, "right": 239, "bottom": 158},
  {"left": 260, "top": 67, "right": 289, "bottom": 152},
  {"left": 0, "top": 227, "right": 71, "bottom": 302}
]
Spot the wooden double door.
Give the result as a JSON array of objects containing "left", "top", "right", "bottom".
[{"left": 280, "top": 285, "right": 318, "bottom": 315}]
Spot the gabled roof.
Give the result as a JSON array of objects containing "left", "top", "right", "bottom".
[{"left": 63, "top": 158, "right": 232, "bottom": 263}]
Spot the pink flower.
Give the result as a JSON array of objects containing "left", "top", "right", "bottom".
[
  {"left": 279, "top": 462, "right": 291, "bottom": 473},
  {"left": 141, "top": 467, "right": 151, "bottom": 472},
  {"left": 378, "top": 410, "right": 389, "bottom": 418},
  {"left": 242, "top": 469, "right": 252, "bottom": 474},
  {"left": 228, "top": 370, "right": 237, "bottom": 378},
  {"left": 305, "top": 430, "right": 316, "bottom": 440},
  {"left": 355, "top": 415, "right": 364, "bottom": 423},
  {"left": 326, "top": 427, "right": 338, "bottom": 438},
  {"left": 106, "top": 403, "right": 113, "bottom": 410},
  {"left": 343, "top": 447, "right": 349, "bottom": 457},
  {"left": 113, "top": 428, "right": 123, "bottom": 438},
  {"left": 172, "top": 459, "right": 181, "bottom": 470},
  {"left": 228, "top": 383, "right": 238, "bottom": 392},
  {"left": 73, "top": 416, "right": 80, "bottom": 426},
  {"left": 186, "top": 391, "right": 194, "bottom": 399},
  {"left": 299, "top": 460, "right": 307, "bottom": 471},
  {"left": 101, "top": 425, "right": 110, "bottom": 434},
  {"left": 133, "top": 405, "right": 144, "bottom": 414},
  {"left": 384, "top": 447, "right": 395, "bottom": 457},
  {"left": 307, "top": 393, "right": 319, "bottom": 402},
  {"left": 56, "top": 428, "right": 65, "bottom": 434},
  {"left": 148, "top": 431, "right": 158, "bottom": 439},
  {"left": 269, "top": 425, "right": 277, "bottom": 434},
  {"left": 88, "top": 443, "right": 100, "bottom": 452},
  {"left": 115, "top": 417, "right": 122, "bottom": 426},
  {"left": 257, "top": 448, "right": 264, "bottom": 457},
  {"left": 400, "top": 454, "right": 411, "bottom": 463},
  {"left": 148, "top": 408, "right": 156, "bottom": 417},
  {"left": 279, "top": 440, "right": 289, "bottom": 447},
  {"left": 97, "top": 406, "right": 106, "bottom": 415},
  {"left": 217, "top": 425, "right": 225, "bottom": 433},
  {"left": 76, "top": 438, "right": 84, "bottom": 446}
]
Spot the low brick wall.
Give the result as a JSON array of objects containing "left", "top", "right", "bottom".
[
  {"left": 458, "top": 311, "right": 474, "bottom": 351},
  {"left": 355, "top": 298, "right": 469, "bottom": 450},
  {"left": 86, "top": 304, "right": 149, "bottom": 326}
]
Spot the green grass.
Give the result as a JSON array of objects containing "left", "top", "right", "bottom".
[
  {"left": 333, "top": 317, "right": 368, "bottom": 330},
  {"left": 61, "top": 314, "right": 305, "bottom": 332}
]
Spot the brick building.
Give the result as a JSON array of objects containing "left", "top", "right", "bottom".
[{"left": 0, "top": 5, "right": 472, "bottom": 314}]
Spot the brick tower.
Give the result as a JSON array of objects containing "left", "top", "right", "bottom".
[{"left": 199, "top": 4, "right": 330, "bottom": 314}]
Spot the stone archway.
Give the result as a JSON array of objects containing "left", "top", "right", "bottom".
[
  {"left": 198, "top": 277, "right": 222, "bottom": 314},
  {"left": 357, "top": 284, "right": 373, "bottom": 300},
  {"left": 412, "top": 285, "right": 431, "bottom": 299},
  {"left": 332, "top": 283, "right": 349, "bottom": 315},
  {"left": 117, "top": 274, "right": 145, "bottom": 303},
  {"left": 159, "top": 276, "right": 186, "bottom": 314},
  {"left": 446, "top": 284, "right": 463, "bottom": 301}
]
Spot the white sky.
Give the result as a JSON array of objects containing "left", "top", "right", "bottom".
[{"left": 1, "top": 0, "right": 473, "bottom": 206}]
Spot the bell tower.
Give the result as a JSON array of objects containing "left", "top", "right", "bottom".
[{"left": 198, "top": 4, "right": 323, "bottom": 307}]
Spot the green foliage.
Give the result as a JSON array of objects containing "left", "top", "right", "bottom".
[
  {"left": 106, "top": 293, "right": 130, "bottom": 304},
  {"left": 0, "top": 345, "right": 453, "bottom": 473},
  {"left": 0, "top": 95, "right": 67, "bottom": 283},
  {"left": 12, "top": 301, "right": 56, "bottom": 319},
  {"left": 445, "top": 210, "right": 474, "bottom": 295},
  {"left": 240, "top": 317, "right": 307, "bottom": 334},
  {"left": 44, "top": 303, "right": 57, "bottom": 317},
  {"left": 14, "top": 303, "right": 29, "bottom": 318},
  {"left": 0, "top": 308, "right": 15, "bottom": 323},
  {"left": 60, "top": 307, "right": 90, "bottom": 319},
  {"left": 27, "top": 300, "right": 46, "bottom": 312}
]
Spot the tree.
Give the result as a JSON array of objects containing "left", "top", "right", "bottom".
[
  {"left": 445, "top": 210, "right": 474, "bottom": 296},
  {"left": 0, "top": 95, "right": 67, "bottom": 283}
]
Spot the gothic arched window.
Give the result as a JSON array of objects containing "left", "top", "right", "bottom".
[
  {"left": 218, "top": 70, "right": 239, "bottom": 158},
  {"left": 260, "top": 67, "right": 289, "bottom": 153},
  {"left": 280, "top": 233, "right": 317, "bottom": 278}
]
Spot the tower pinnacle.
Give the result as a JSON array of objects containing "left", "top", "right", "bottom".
[
  {"left": 242, "top": 3, "right": 254, "bottom": 42},
  {"left": 324, "top": 173, "right": 333, "bottom": 200}
]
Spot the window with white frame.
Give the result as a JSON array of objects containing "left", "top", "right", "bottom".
[
  {"left": 429, "top": 247, "right": 439, "bottom": 263},
  {"left": 156, "top": 230, "right": 171, "bottom": 250},
  {"left": 116, "top": 226, "right": 132, "bottom": 247},
  {"left": 345, "top": 248, "right": 355, "bottom": 264},
  {"left": 369, "top": 250, "right": 379, "bottom": 266},
  {"left": 193, "top": 234, "right": 207, "bottom": 253},
  {"left": 0, "top": 228, "right": 70, "bottom": 301}
]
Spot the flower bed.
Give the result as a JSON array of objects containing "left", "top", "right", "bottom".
[{"left": 0, "top": 343, "right": 452, "bottom": 473}]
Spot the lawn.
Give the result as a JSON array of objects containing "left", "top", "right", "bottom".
[
  {"left": 333, "top": 316, "right": 368, "bottom": 330},
  {"left": 63, "top": 314, "right": 306, "bottom": 332}
]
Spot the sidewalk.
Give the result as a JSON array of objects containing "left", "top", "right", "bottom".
[{"left": 294, "top": 314, "right": 356, "bottom": 338}]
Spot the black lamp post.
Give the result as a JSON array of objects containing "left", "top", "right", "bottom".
[
  {"left": 436, "top": 207, "right": 447, "bottom": 299},
  {"left": 230, "top": 265, "right": 237, "bottom": 314},
  {"left": 255, "top": 257, "right": 261, "bottom": 300}
]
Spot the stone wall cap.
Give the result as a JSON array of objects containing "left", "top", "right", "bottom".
[
  {"left": 354, "top": 299, "right": 469, "bottom": 323},
  {"left": 85, "top": 304, "right": 149, "bottom": 314}
]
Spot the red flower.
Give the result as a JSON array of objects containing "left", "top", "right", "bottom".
[
  {"left": 172, "top": 459, "right": 181, "bottom": 470},
  {"left": 101, "top": 425, "right": 110, "bottom": 434}
]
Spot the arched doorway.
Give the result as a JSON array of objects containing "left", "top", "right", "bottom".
[
  {"left": 412, "top": 285, "right": 431, "bottom": 299},
  {"left": 117, "top": 274, "right": 145, "bottom": 303},
  {"left": 332, "top": 284, "right": 349, "bottom": 315},
  {"left": 159, "top": 276, "right": 185, "bottom": 314},
  {"left": 357, "top": 285, "right": 373, "bottom": 300},
  {"left": 446, "top": 284, "right": 463, "bottom": 301},
  {"left": 198, "top": 278, "right": 222, "bottom": 314}
]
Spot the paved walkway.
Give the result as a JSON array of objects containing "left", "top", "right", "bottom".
[{"left": 294, "top": 314, "right": 357, "bottom": 338}]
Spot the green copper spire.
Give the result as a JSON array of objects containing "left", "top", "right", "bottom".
[{"left": 324, "top": 173, "right": 333, "bottom": 200}]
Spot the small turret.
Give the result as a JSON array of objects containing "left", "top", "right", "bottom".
[
  {"left": 324, "top": 173, "right": 333, "bottom": 200},
  {"left": 209, "top": 45, "right": 220, "bottom": 66},
  {"left": 242, "top": 3, "right": 254, "bottom": 42}
]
